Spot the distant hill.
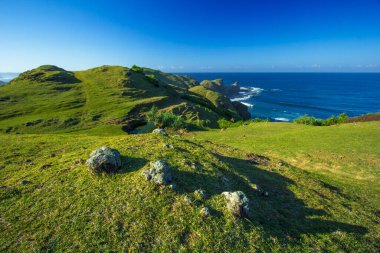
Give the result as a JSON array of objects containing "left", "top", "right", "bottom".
[
  {"left": 0, "top": 65, "right": 249, "bottom": 133},
  {"left": 0, "top": 80, "right": 5, "bottom": 86}
]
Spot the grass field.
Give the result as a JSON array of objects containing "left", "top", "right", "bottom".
[{"left": 1, "top": 121, "right": 379, "bottom": 252}]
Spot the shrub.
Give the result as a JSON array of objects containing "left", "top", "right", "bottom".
[
  {"left": 218, "top": 118, "right": 269, "bottom": 129},
  {"left": 294, "top": 113, "right": 348, "bottom": 126},
  {"left": 294, "top": 115, "right": 322, "bottom": 126},
  {"left": 251, "top": 118, "right": 269, "bottom": 123},
  {"left": 146, "top": 106, "right": 186, "bottom": 130},
  {"left": 130, "top": 65, "right": 144, "bottom": 73}
]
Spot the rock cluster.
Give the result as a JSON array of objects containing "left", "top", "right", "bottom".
[
  {"left": 86, "top": 146, "right": 121, "bottom": 173},
  {"left": 142, "top": 160, "right": 172, "bottom": 185},
  {"left": 222, "top": 191, "right": 249, "bottom": 217}
]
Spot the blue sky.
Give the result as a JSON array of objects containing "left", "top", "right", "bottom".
[{"left": 1, "top": 0, "right": 380, "bottom": 72}]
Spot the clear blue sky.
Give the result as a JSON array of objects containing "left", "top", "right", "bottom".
[{"left": 1, "top": 0, "right": 380, "bottom": 72}]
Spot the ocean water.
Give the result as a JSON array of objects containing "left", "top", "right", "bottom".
[{"left": 183, "top": 73, "right": 380, "bottom": 122}]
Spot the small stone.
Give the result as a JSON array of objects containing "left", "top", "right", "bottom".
[
  {"left": 264, "top": 191, "right": 269, "bottom": 197},
  {"left": 86, "top": 146, "right": 121, "bottom": 173},
  {"left": 21, "top": 180, "right": 31, "bottom": 185},
  {"left": 200, "top": 207, "right": 210, "bottom": 217},
  {"left": 0, "top": 185, "right": 6, "bottom": 189},
  {"left": 278, "top": 161, "right": 285, "bottom": 166},
  {"left": 169, "top": 183, "right": 177, "bottom": 190},
  {"left": 152, "top": 128, "right": 167, "bottom": 135},
  {"left": 162, "top": 144, "right": 174, "bottom": 149},
  {"left": 142, "top": 160, "right": 172, "bottom": 185},
  {"left": 194, "top": 189, "right": 207, "bottom": 199},
  {"left": 222, "top": 191, "right": 249, "bottom": 217}
]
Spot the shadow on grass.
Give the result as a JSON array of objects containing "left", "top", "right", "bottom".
[
  {"left": 170, "top": 152, "right": 368, "bottom": 241},
  {"left": 118, "top": 156, "right": 148, "bottom": 174}
]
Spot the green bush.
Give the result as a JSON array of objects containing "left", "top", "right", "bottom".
[
  {"left": 251, "top": 118, "right": 269, "bottom": 123},
  {"left": 130, "top": 65, "right": 144, "bottom": 73},
  {"left": 146, "top": 106, "right": 186, "bottom": 130},
  {"left": 218, "top": 118, "right": 269, "bottom": 129},
  {"left": 294, "top": 113, "right": 348, "bottom": 126}
]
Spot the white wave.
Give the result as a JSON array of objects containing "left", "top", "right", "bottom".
[
  {"left": 241, "top": 102, "right": 254, "bottom": 107},
  {"left": 274, "top": 117, "right": 290, "bottom": 122},
  {"left": 229, "top": 86, "right": 263, "bottom": 103},
  {"left": 230, "top": 95, "right": 253, "bottom": 102},
  {"left": 271, "top": 89, "right": 282, "bottom": 92}
]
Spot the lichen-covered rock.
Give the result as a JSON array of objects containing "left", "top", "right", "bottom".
[
  {"left": 142, "top": 160, "right": 172, "bottom": 185},
  {"left": 152, "top": 128, "right": 167, "bottom": 135},
  {"left": 86, "top": 146, "right": 121, "bottom": 173},
  {"left": 222, "top": 191, "right": 249, "bottom": 217}
]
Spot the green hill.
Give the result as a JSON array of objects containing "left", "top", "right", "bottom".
[{"left": 0, "top": 65, "right": 247, "bottom": 134}]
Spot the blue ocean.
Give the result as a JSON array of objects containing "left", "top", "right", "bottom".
[{"left": 184, "top": 73, "right": 380, "bottom": 122}]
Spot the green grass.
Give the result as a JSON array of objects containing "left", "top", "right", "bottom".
[
  {"left": 0, "top": 65, "right": 230, "bottom": 134},
  {"left": 193, "top": 121, "right": 380, "bottom": 208},
  {"left": 0, "top": 122, "right": 379, "bottom": 252}
]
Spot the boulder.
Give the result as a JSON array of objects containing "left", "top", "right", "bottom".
[
  {"left": 152, "top": 128, "right": 167, "bottom": 135},
  {"left": 227, "top": 82, "right": 241, "bottom": 95},
  {"left": 222, "top": 191, "right": 249, "bottom": 217},
  {"left": 86, "top": 146, "right": 121, "bottom": 173},
  {"left": 232, "top": 101, "right": 251, "bottom": 120},
  {"left": 142, "top": 160, "right": 172, "bottom": 185}
]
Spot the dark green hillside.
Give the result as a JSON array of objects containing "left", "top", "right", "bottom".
[{"left": 0, "top": 65, "right": 247, "bottom": 134}]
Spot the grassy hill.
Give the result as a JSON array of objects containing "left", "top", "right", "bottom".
[
  {"left": 0, "top": 65, "right": 246, "bottom": 134},
  {"left": 0, "top": 65, "right": 379, "bottom": 252},
  {"left": 0, "top": 122, "right": 379, "bottom": 252}
]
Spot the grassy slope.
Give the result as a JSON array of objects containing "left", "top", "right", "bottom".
[
  {"left": 192, "top": 122, "right": 380, "bottom": 206},
  {"left": 0, "top": 122, "right": 379, "bottom": 252},
  {"left": 189, "top": 85, "right": 240, "bottom": 119},
  {"left": 0, "top": 65, "right": 231, "bottom": 134}
]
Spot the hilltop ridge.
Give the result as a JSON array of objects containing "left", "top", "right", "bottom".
[{"left": 0, "top": 65, "right": 250, "bottom": 134}]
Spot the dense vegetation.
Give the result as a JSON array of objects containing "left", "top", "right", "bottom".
[
  {"left": 294, "top": 113, "right": 348, "bottom": 126},
  {"left": 146, "top": 106, "right": 186, "bottom": 130}
]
